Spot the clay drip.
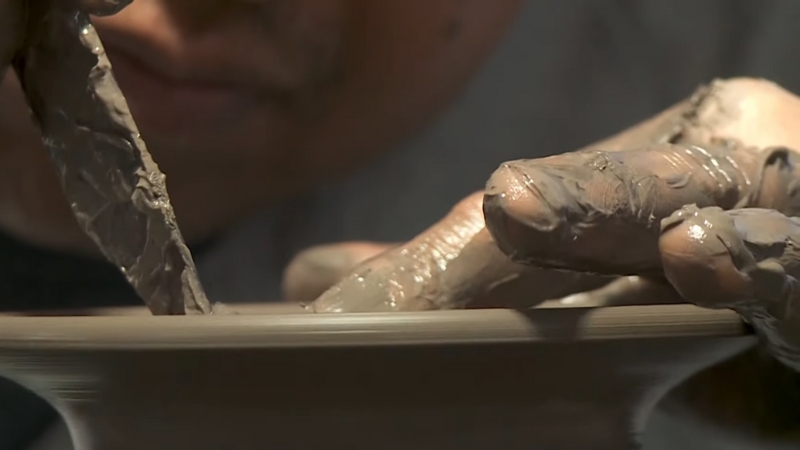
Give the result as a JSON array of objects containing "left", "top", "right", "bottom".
[{"left": 13, "top": 4, "right": 211, "bottom": 315}]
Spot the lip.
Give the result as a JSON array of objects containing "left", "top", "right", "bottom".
[{"left": 104, "top": 44, "right": 262, "bottom": 133}]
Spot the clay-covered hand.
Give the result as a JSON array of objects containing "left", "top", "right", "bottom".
[
  {"left": 0, "top": 1, "right": 133, "bottom": 79},
  {"left": 283, "top": 241, "right": 396, "bottom": 303},
  {"left": 300, "top": 77, "right": 800, "bottom": 366},
  {"left": 288, "top": 192, "right": 612, "bottom": 311},
  {"left": 479, "top": 78, "right": 800, "bottom": 371}
]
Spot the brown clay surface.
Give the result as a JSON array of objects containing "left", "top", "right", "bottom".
[
  {"left": 13, "top": 4, "right": 210, "bottom": 315},
  {"left": 0, "top": 303, "right": 753, "bottom": 450}
]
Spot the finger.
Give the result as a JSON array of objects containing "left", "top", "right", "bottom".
[
  {"left": 484, "top": 82, "right": 800, "bottom": 277},
  {"left": 555, "top": 276, "right": 684, "bottom": 308},
  {"left": 659, "top": 204, "right": 800, "bottom": 370},
  {"left": 483, "top": 141, "right": 761, "bottom": 276},
  {"left": 584, "top": 79, "right": 800, "bottom": 154},
  {"left": 309, "top": 192, "right": 610, "bottom": 313},
  {"left": 282, "top": 241, "right": 396, "bottom": 302},
  {"left": 309, "top": 192, "right": 500, "bottom": 312},
  {"left": 466, "top": 265, "right": 611, "bottom": 309}
]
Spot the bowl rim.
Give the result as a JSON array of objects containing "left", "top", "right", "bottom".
[{"left": 0, "top": 304, "right": 752, "bottom": 350}]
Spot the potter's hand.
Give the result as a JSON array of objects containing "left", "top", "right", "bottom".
[
  {"left": 0, "top": 0, "right": 132, "bottom": 79},
  {"left": 483, "top": 142, "right": 800, "bottom": 371},
  {"left": 292, "top": 78, "right": 793, "bottom": 313},
  {"left": 296, "top": 78, "right": 800, "bottom": 313},
  {"left": 298, "top": 77, "right": 800, "bottom": 368},
  {"left": 285, "top": 192, "right": 612, "bottom": 310},
  {"left": 488, "top": 147, "right": 800, "bottom": 370},
  {"left": 481, "top": 78, "right": 800, "bottom": 372},
  {"left": 283, "top": 241, "right": 395, "bottom": 302}
]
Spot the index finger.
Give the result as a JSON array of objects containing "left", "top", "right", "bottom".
[{"left": 483, "top": 141, "right": 798, "bottom": 276}]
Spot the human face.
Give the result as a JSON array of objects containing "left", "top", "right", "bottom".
[{"left": 0, "top": 0, "right": 522, "bottom": 252}]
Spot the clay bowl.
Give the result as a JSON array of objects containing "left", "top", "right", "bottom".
[{"left": 0, "top": 303, "right": 754, "bottom": 450}]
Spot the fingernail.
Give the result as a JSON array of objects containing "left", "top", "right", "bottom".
[{"left": 484, "top": 161, "right": 563, "bottom": 232}]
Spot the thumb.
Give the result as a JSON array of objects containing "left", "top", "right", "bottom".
[{"left": 282, "top": 242, "right": 396, "bottom": 302}]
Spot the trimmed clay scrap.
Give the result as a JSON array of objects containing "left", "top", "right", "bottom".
[{"left": 12, "top": 4, "right": 211, "bottom": 315}]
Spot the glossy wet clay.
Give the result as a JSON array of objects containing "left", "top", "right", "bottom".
[{"left": 13, "top": 2, "right": 210, "bottom": 315}]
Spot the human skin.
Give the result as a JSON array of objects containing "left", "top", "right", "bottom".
[
  {"left": 3, "top": 1, "right": 800, "bottom": 440},
  {"left": 0, "top": 0, "right": 524, "bottom": 253},
  {"left": 302, "top": 79, "right": 800, "bottom": 315},
  {"left": 296, "top": 78, "right": 800, "bottom": 440},
  {"left": 304, "top": 79, "right": 800, "bottom": 370}
]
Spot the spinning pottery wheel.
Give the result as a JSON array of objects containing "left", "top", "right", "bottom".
[{"left": 0, "top": 303, "right": 754, "bottom": 450}]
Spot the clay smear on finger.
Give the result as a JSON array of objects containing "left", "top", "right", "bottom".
[
  {"left": 660, "top": 204, "right": 800, "bottom": 371},
  {"left": 309, "top": 193, "right": 496, "bottom": 312},
  {"left": 484, "top": 78, "right": 800, "bottom": 277},
  {"left": 483, "top": 141, "right": 761, "bottom": 276}
]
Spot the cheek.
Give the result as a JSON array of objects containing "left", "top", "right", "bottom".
[
  {"left": 0, "top": 74, "right": 52, "bottom": 179},
  {"left": 0, "top": 72, "right": 101, "bottom": 239},
  {"left": 293, "top": 0, "right": 524, "bottom": 166}
]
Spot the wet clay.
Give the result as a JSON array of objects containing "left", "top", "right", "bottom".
[
  {"left": 310, "top": 192, "right": 611, "bottom": 313},
  {"left": 484, "top": 79, "right": 800, "bottom": 280},
  {"left": 12, "top": 3, "right": 211, "bottom": 315},
  {"left": 312, "top": 79, "right": 800, "bottom": 313},
  {"left": 556, "top": 276, "right": 684, "bottom": 308},
  {"left": 0, "top": 303, "right": 754, "bottom": 450},
  {"left": 483, "top": 142, "right": 800, "bottom": 277},
  {"left": 479, "top": 80, "right": 800, "bottom": 371},
  {"left": 660, "top": 205, "right": 800, "bottom": 372}
]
